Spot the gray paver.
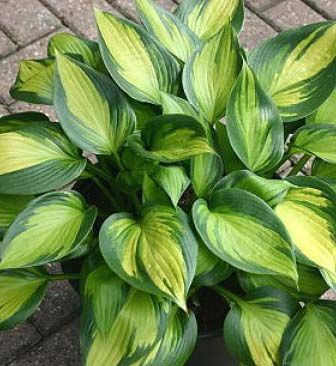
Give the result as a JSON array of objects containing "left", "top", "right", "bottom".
[
  {"left": 0, "top": 323, "right": 41, "bottom": 365},
  {"left": 246, "top": 0, "right": 285, "bottom": 11},
  {"left": 239, "top": 9, "right": 277, "bottom": 50},
  {"left": 0, "top": 0, "right": 60, "bottom": 45},
  {"left": 263, "top": 0, "right": 325, "bottom": 30},
  {"left": 0, "top": 104, "right": 9, "bottom": 117},
  {"left": 9, "top": 319, "right": 81, "bottom": 366},
  {"left": 8, "top": 101, "right": 58, "bottom": 121},
  {"left": 304, "top": 0, "right": 336, "bottom": 18},
  {"left": 0, "top": 30, "right": 16, "bottom": 58},
  {"left": 40, "top": 0, "right": 124, "bottom": 39},
  {"left": 0, "top": 29, "right": 66, "bottom": 104}
]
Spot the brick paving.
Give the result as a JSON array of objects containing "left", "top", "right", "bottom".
[{"left": 0, "top": 0, "right": 335, "bottom": 364}]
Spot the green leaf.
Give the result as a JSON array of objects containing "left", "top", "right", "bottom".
[
  {"left": 135, "top": 0, "right": 200, "bottom": 62},
  {"left": 280, "top": 301, "right": 336, "bottom": 366},
  {"left": 48, "top": 32, "right": 105, "bottom": 71},
  {"left": 129, "top": 114, "right": 214, "bottom": 162},
  {"left": 81, "top": 262, "right": 171, "bottom": 366},
  {"left": 312, "top": 158, "right": 336, "bottom": 180},
  {"left": 238, "top": 262, "right": 329, "bottom": 301},
  {"left": 249, "top": 22, "right": 336, "bottom": 122},
  {"left": 0, "top": 116, "right": 86, "bottom": 195},
  {"left": 0, "top": 268, "right": 47, "bottom": 330},
  {"left": 54, "top": 54, "right": 135, "bottom": 155},
  {"left": 226, "top": 63, "right": 284, "bottom": 173},
  {"left": 142, "top": 173, "right": 171, "bottom": 206},
  {"left": 275, "top": 186, "right": 336, "bottom": 275},
  {"left": 307, "top": 88, "right": 336, "bottom": 124},
  {"left": 194, "top": 240, "right": 233, "bottom": 287},
  {"left": 0, "top": 191, "right": 97, "bottom": 269},
  {"left": 223, "top": 287, "right": 299, "bottom": 366},
  {"left": 0, "top": 195, "right": 33, "bottom": 233},
  {"left": 99, "top": 205, "right": 198, "bottom": 309},
  {"left": 160, "top": 92, "right": 200, "bottom": 122},
  {"left": 193, "top": 188, "right": 298, "bottom": 281},
  {"left": 10, "top": 58, "right": 54, "bottom": 105},
  {"left": 95, "top": 10, "right": 180, "bottom": 104},
  {"left": 175, "top": 0, "right": 243, "bottom": 40},
  {"left": 320, "top": 268, "right": 336, "bottom": 290},
  {"left": 214, "top": 170, "right": 294, "bottom": 207},
  {"left": 290, "top": 124, "right": 336, "bottom": 163},
  {"left": 183, "top": 23, "right": 242, "bottom": 122}
]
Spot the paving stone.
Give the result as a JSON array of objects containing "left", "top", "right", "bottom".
[
  {"left": 304, "top": 0, "right": 336, "bottom": 19},
  {"left": 40, "top": 0, "right": 124, "bottom": 39},
  {"left": 239, "top": 9, "right": 277, "bottom": 50},
  {"left": 0, "top": 0, "right": 61, "bottom": 45},
  {"left": 322, "top": 290, "right": 336, "bottom": 300},
  {"left": 0, "top": 29, "right": 66, "bottom": 104},
  {"left": 246, "top": 0, "right": 285, "bottom": 11},
  {"left": 0, "top": 30, "right": 16, "bottom": 58},
  {"left": 9, "top": 319, "right": 81, "bottom": 366},
  {"left": 0, "top": 323, "right": 41, "bottom": 365},
  {"left": 8, "top": 101, "right": 58, "bottom": 121},
  {"left": 109, "top": 0, "right": 177, "bottom": 22},
  {"left": 263, "top": 0, "right": 325, "bottom": 30},
  {"left": 30, "top": 281, "right": 80, "bottom": 336},
  {"left": 0, "top": 104, "right": 9, "bottom": 117}
]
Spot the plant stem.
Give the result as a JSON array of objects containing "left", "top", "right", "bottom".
[
  {"left": 92, "top": 177, "right": 121, "bottom": 210},
  {"left": 287, "top": 154, "right": 310, "bottom": 177},
  {"left": 43, "top": 273, "right": 81, "bottom": 281}
]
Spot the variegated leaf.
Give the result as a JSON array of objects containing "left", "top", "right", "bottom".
[
  {"left": 0, "top": 268, "right": 47, "bottom": 330},
  {"left": 307, "top": 87, "right": 336, "bottom": 124},
  {"left": 320, "top": 268, "right": 336, "bottom": 290},
  {"left": 312, "top": 158, "right": 336, "bottom": 180},
  {"left": 135, "top": 0, "right": 200, "bottom": 62},
  {"left": 183, "top": 23, "right": 242, "bottom": 122},
  {"left": 175, "top": 0, "right": 243, "bottom": 40},
  {"left": 0, "top": 191, "right": 97, "bottom": 269},
  {"left": 99, "top": 205, "right": 198, "bottom": 309},
  {"left": 223, "top": 287, "right": 298, "bottom": 366},
  {"left": 54, "top": 54, "right": 135, "bottom": 155},
  {"left": 193, "top": 188, "right": 298, "bottom": 281},
  {"left": 0, "top": 116, "right": 86, "bottom": 194},
  {"left": 280, "top": 301, "right": 336, "bottom": 366},
  {"left": 95, "top": 10, "right": 180, "bottom": 104},
  {"left": 226, "top": 63, "right": 284, "bottom": 173},
  {"left": 249, "top": 22, "right": 336, "bottom": 122},
  {"left": 81, "top": 261, "right": 170, "bottom": 366}
]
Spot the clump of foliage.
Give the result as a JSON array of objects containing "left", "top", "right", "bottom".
[{"left": 0, "top": 0, "right": 336, "bottom": 365}]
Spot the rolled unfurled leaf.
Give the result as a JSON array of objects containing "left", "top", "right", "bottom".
[
  {"left": 193, "top": 188, "right": 298, "bottom": 282},
  {"left": 249, "top": 22, "right": 336, "bottom": 122},
  {"left": 99, "top": 205, "right": 198, "bottom": 309},
  {"left": 0, "top": 191, "right": 97, "bottom": 269},
  {"left": 0, "top": 268, "right": 47, "bottom": 330},
  {"left": 0, "top": 115, "right": 86, "bottom": 195},
  {"left": 95, "top": 10, "right": 180, "bottom": 104}
]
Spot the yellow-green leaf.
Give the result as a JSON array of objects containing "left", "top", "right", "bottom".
[
  {"left": 99, "top": 205, "right": 198, "bottom": 309},
  {"left": 275, "top": 186, "right": 336, "bottom": 275},
  {"left": 0, "top": 268, "right": 47, "bottom": 330},
  {"left": 175, "top": 0, "right": 243, "bottom": 40},
  {"left": 226, "top": 63, "right": 284, "bottom": 173},
  {"left": 0, "top": 191, "right": 97, "bottom": 269},
  {"left": 280, "top": 301, "right": 336, "bottom": 366},
  {"left": 249, "top": 22, "right": 336, "bottom": 122},
  {"left": 307, "top": 88, "right": 336, "bottom": 124},
  {"left": 223, "top": 287, "right": 299, "bottom": 366},
  {"left": 135, "top": 0, "right": 200, "bottom": 62},
  {"left": 95, "top": 10, "right": 180, "bottom": 104},
  {"left": 312, "top": 158, "right": 336, "bottom": 180},
  {"left": 0, "top": 116, "right": 86, "bottom": 194},
  {"left": 183, "top": 23, "right": 242, "bottom": 122},
  {"left": 193, "top": 188, "right": 298, "bottom": 281},
  {"left": 54, "top": 54, "right": 135, "bottom": 155}
]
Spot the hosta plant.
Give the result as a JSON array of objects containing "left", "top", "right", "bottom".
[{"left": 1, "top": 0, "right": 336, "bottom": 365}]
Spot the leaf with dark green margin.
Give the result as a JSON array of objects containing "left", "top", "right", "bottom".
[
  {"left": 0, "top": 191, "right": 97, "bottom": 269},
  {"left": 193, "top": 188, "right": 298, "bottom": 282},
  {"left": 54, "top": 54, "right": 135, "bottom": 155},
  {"left": 0, "top": 268, "right": 47, "bottom": 330},
  {"left": 95, "top": 10, "right": 180, "bottom": 104},
  {"left": 226, "top": 63, "right": 284, "bottom": 173},
  {"left": 0, "top": 116, "right": 86, "bottom": 195},
  {"left": 183, "top": 23, "right": 242, "bottom": 123},
  {"left": 99, "top": 205, "right": 198, "bottom": 310},
  {"left": 135, "top": 0, "right": 200, "bottom": 62},
  {"left": 312, "top": 158, "right": 336, "bottom": 180},
  {"left": 249, "top": 22, "right": 336, "bottom": 122},
  {"left": 142, "top": 173, "right": 171, "bottom": 206},
  {"left": 280, "top": 301, "right": 336, "bottom": 366},
  {"left": 307, "top": 87, "right": 336, "bottom": 124},
  {"left": 222, "top": 287, "right": 299, "bottom": 366}
]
